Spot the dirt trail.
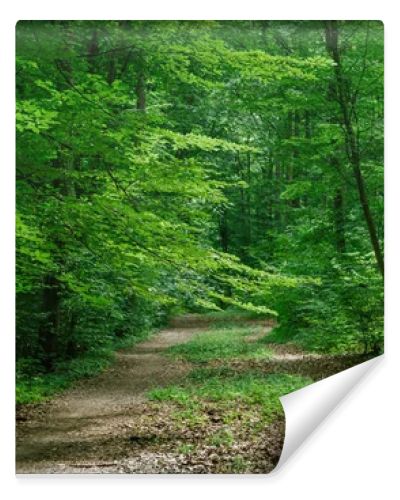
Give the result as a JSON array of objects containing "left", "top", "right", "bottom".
[
  {"left": 16, "top": 316, "right": 369, "bottom": 474},
  {"left": 16, "top": 324, "right": 204, "bottom": 473}
]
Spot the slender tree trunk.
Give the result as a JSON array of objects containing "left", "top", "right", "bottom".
[
  {"left": 291, "top": 111, "right": 301, "bottom": 207},
  {"left": 305, "top": 110, "right": 312, "bottom": 140},
  {"left": 136, "top": 64, "right": 146, "bottom": 111},
  {"left": 333, "top": 186, "right": 346, "bottom": 253},
  {"left": 264, "top": 156, "right": 274, "bottom": 228},
  {"left": 219, "top": 210, "right": 229, "bottom": 253},
  {"left": 87, "top": 28, "right": 99, "bottom": 74},
  {"left": 107, "top": 57, "right": 116, "bottom": 85},
  {"left": 246, "top": 151, "right": 252, "bottom": 246},
  {"left": 274, "top": 160, "right": 282, "bottom": 229},
  {"left": 286, "top": 111, "right": 293, "bottom": 184},
  {"left": 39, "top": 274, "right": 60, "bottom": 370},
  {"left": 325, "top": 21, "right": 384, "bottom": 277}
]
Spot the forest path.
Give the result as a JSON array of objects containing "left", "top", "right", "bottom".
[
  {"left": 16, "top": 316, "right": 367, "bottom": 474},
  {"left": 16, "top": 321, "right": 208, "bottom": 473}
]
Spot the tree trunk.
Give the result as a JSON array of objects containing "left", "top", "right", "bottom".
[
  {"left": 246, "top": 151, "right": 252, "bottom": 246},
  {"left": 333, "top": 187, "right": 346, "bottom": 253},
  {"left": 325, "top": 21, "right": 384, "bottom": 277},
  {"left": 219, "top": 210, "right": 229, "bottom": 253},
  {"left": 136, "top": 65, "right": 146, "bottom": 111},
  {"left": 87, "top": 28, "right": 99, "bottom": 74},
  {"left": 39, "top": 274, "right": 60, "bottom": 370}
]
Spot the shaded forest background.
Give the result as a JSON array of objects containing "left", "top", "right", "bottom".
[{"left": 16, "top": 20, "right": 383, "bottom": 403}]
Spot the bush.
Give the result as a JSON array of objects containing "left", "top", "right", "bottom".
[{"left": 266, "top": 255, "right": 383, "bottom": 354}]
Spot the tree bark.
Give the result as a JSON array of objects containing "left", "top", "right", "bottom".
[
  {"left": 87, "top": 28, "right": 99, "bottom": 74},
  {"left": 39, "top": 274, "right": 60, "bottom": 370},
  {"left": 219, "top": 210, "right": 229, "bottom": 253},
  {"left": 333, "top": 187, "right": 346, "bottom": 253},
  {"left": 325, "top": 21, "right": 384, "bottom": 277},
  {"left": 135, "top": 61, "right": 146, "bottom": 111}
]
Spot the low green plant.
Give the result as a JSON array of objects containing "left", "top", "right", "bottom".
[
  {"left": 208, "top": 428, "right": 234, "bottom": 447},
  {"left": 230, "top": 456, "right": 250, "bottom": 473},
  {"left": 266, "top": 254, "right": 383, "bottom": 355},
  {"left": 202, "top": 309, "right": 271, "bottom": 322},
  {"left": 149, "top": 369, "right": 311, "bottom": 423},
  {"left": 166, "top": 324, "right": 272, "bottom": 363},
  {"left": 177, "top": 443, "right": 196, "bottom": 454},
  {"left": 16, "top": 331, "right": 154, "bottom": 404}
]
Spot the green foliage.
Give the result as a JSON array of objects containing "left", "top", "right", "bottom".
[
  {"left": 266, "top": 253, "right": 383, "bottom": 354},
  {"left": 16, "top": 329, "right": 152, "bottom": 404},
  {"left": 176, "top": 443, "right": 197, "bottom": 455},
  {"left": 202, "top": 309, "right": 272, "bottom": 322},
  {"left": 208, "top": 428, "right": 235, "bottom": 447},
  {"left": 16, "top": 20, "right": 383, "bottom": 400},
  {"left": 16, "top": 351, "right": 113, "bottom": 404}
]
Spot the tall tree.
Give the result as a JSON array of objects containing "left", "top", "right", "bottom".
[{"left": 324, "top": 20, "right": 384, "bottom": 277}]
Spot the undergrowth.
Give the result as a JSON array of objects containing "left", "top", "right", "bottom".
[
  {"left": 149, "top": 368, "right": 312, "bottom": 423},
  {"left": 265, "top": 325, "right": 364, "bottom": 354},
  {"left": 202, "top": 309, "right": 272, "bottom": 322},
  {"left": 166, "top": 323, "right": 273, "bottom": 363},
  {"left": 16, "top": 329, "right": 152, "bottom": 404}
]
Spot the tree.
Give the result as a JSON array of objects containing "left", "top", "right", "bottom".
[
  {"left": 324, "top": 20, "right": 384, "bottom": 278},
  {"left": 16, "top": 20, "right": 384, "bottom": 384}
]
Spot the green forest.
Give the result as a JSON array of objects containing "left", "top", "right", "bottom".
[
  {"left": 16, "top": 21, "right": 384, "bottom": 472},
  {"left": 16, "top": 20, "right": 383, "bottom": 397},
  {"left": 16, "top": 19, "right": 384, "bottom": 474}
]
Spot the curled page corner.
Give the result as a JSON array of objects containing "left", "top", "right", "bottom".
[{"left": 276, "top": 355, "right": 383, "bottom": 470}]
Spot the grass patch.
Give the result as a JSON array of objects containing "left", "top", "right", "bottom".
[
  {"left": 202, "top": 309, "right": 273, "bottom": 322},
  {"left": 176, "top": 443, "right": 197, "bottom": 455},
  {"left": 265, "top": 325, "right": 364, "bottom": 354},
  {"left": 230, "top": 456, "right": 251, "bottom": 473},
  {"left": 208, "top": 428, "right": 235, "bottom": 447},
  {"left": 16, "top": 349, "right": 115, "bottom": 404},
  {"left": 166, "top": 324, "right": 273, "bottom": 363},
  {"left": 148, "top": 368, "right": 312, "bottom": 423}
]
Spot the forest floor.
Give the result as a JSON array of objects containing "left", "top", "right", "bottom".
[{"left": 16, "top": 315, "right": 369, "bottom": 474}]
